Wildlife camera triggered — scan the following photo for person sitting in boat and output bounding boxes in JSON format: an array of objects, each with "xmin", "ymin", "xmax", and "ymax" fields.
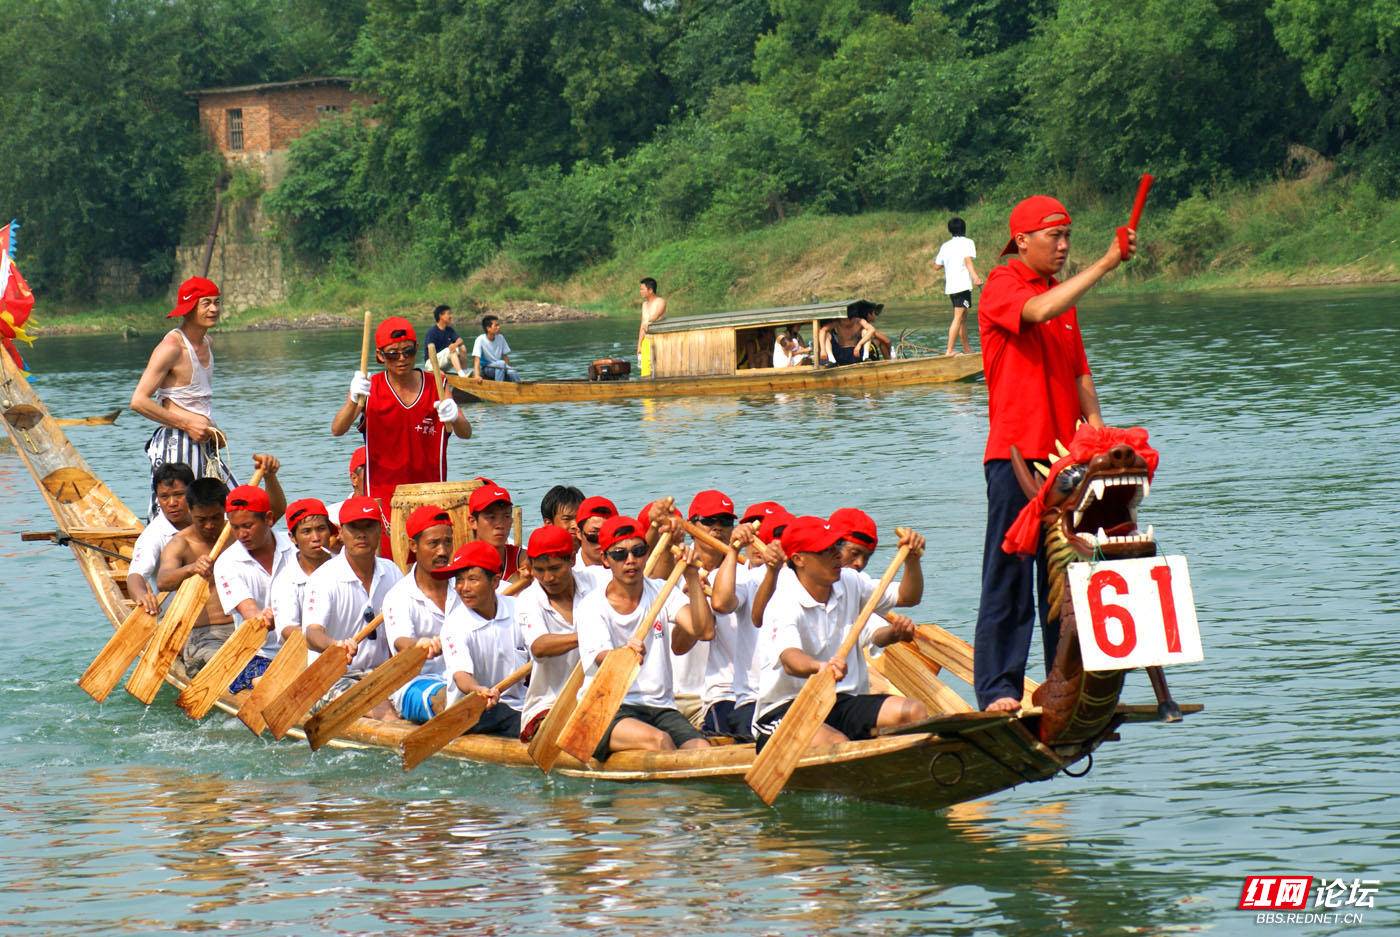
[
  {"xmin": 301, "ymin": 497, "xmax": 403, "ymax": 715},
  {"xmin": 269, "ymin": 499, "xmax": 336, "ymax": 645},
  {"xmin": 382, "ymin": 505, "xmax": 457, "ymax": 724},
  {"xmin": 467, "ymin": 483, "xmax": 524, "ymax": 586},
  {"xmin": 424, "ymin": 304, "xmax": 469, "ymax": 377},
  {"xmin": 575, "ymin": 515, "xmax": 714, "ymax": 760},
  {"xmin": 517, "ymin": 525, "xmax": 599, "ymax": 742},
  {"xmin": 436, "ymin": 541, "xmax": 529, "ymax": 737},
  {"xmin": 128, "ymin": 461, "xmax": 195, "ymax": 616},
  {"xmin": 215, "ymin": 483, "xmax": 299, "ymax": 694},
  {"xmin": 472, "ymin": 315, "xmax": 519, "ymax": 382},
  {"xmin": 817, "ymin": 312, "xmax": 877, "ymax": 367},
  {"xmin": 829, "ymin": 507, "xmax": 880, "ymax": 573},
  {"xmin": 739, "ymin": 501, "xmax": 788, "ymax": 567},
  {"xmin": 751, "ymin": 517, "xmax": 928, "ymax": 751},
  {"xmin": 156, "ymin": 477, "xmax": 234, "ymax": 677},
  {"xmin": 539, "ymin": 484, "xmax": 584, "ymax": 554},
  {"xmin": 574, "ymin": 495, "xmax": 617, "ymax": 571},
  {"xmin": 852, "ymin": 303, "xmax": 893, "ymax": 360},
  {"xmin": 131, "ymin": 277, "xmax": 239, "ymax": 520},
  {"xmin": 772, "ymin": 325, "xmax": 811, "ymax": 367}
]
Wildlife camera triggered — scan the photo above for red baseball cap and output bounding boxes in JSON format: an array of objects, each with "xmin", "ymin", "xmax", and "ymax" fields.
[
  {"xmin": 1001, "ymin": 195, "xmax": 1073, "ymax": 256},
  {"xmin": 758, "ymin": 509, "xmax": 796, "ymax": 545},
  {"xmin": 468, "ymin": 484, "xmax": 512, "ymax": 514},
  {"xmin": 527, "ymin": 524, "xmax": 575, "ymax": 560},
  {"xmin": 637, "ymin": 500, "xmax": 679, "ymax": 527},
  {"xmin": 339, "ymin": 496, "xmax": 382, "ymax": 526},
  {"xmin": 285, "ymin": 498, "xmax": 333, "ymax": 533},
  {"xmin": 599, "ymin": 515, "xmax": 647, "ymax": 553},
  {"xmin": 741, "ymin": 501, "xmax": 786, "ymax": 525},
  {"xmin": 688, "ymin": 489, "xmax": 735, "ymax": 519},
  {"xmin": 576, "ymin": 495, "xmax": 617, "ymax": 522},
  {"xmin": 224, "ymin": 484, "xmax": 271, "ymax": 515},
  {"xmin": 406, "ymin": 503, "xmax": 453, "ymax": 540},
  {"xmin": 375, "ymin": 316, "xmax": 417, "ymax": 350},
  {"xmin": 349, "ymin": 446, "xmax": 367, "ymax": 474},
  {"xmin": 168, "ymin": 276, "xmax": 220, "ymax": 319},
  {"xmin": 433, "ymin": 540, "xmax": 503, "ymax": 579},
  {"xmin": 780, "ymin": 515, "xmax": 845, "ymax": 556},
  {"xmin": 830, "ymin": 507, "xmax": 877, "ymax": 550}
]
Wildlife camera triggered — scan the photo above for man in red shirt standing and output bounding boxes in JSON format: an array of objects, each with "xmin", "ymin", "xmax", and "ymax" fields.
[
  {"xmin": 331, "ymin": 317, "xmax": 472, "ymax": 554},
  {"xmin": 974, "ymin": 196, "xmax": 1135, "ymax": 712}
]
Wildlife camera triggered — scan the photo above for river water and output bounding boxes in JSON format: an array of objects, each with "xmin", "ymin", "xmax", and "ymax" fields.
[{"xmin": 1, "ymin": 288, "xmax": 1396, "ymax": 935}]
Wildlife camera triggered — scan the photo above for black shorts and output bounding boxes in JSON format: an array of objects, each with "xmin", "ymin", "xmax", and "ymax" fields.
[
  {"xmin": 949, "ymin": 290, "xmax": 973, "ymax": 309},
  {"xmin": 752, "ymin": 693, "xmax": 888, "ymax": 752},
  {"xmin": 597, "ymin": 702, "xmax": 705, "ymax": 760},
  {"xmin": 701, "ymin": 699, "xmax": 756, "ymax": 742}
]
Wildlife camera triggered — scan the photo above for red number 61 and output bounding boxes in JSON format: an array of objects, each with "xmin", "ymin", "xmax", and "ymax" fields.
[{"xmin": 1087, "ymin": 569, "xmax": 1137, "ymax": 658}]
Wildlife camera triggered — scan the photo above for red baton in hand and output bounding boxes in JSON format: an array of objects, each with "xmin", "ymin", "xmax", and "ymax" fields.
[{"xmin": 1117, "ymin": 173, "xmax": 1154, "ymax": 261}]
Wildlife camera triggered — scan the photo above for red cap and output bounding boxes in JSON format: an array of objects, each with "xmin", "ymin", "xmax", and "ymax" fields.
[
  {"xmin": 406, "ymin": 503, "xmax": 453, "ymax": 540},
  {"xmin": 741, "ymin": 501, "xmax": 786, "ymax": 525},
  {"xmin": 637, "ymin": 500, "xmax": 679, "ymax": 527},
  {"xmin": 224, "ymin": 485, "xmax": 270, "ymax": 515},
  {"xmin": 168, "ymin": 276, "xmax": 220, "ymax": 318},
  {"xmin": 780, "ymin": 515, "xmax": 845, "ymax": 556},
  {"xmin": 599, "ymin": 515, "xmax": 647, "ymax": 553},
  {"xmin": 687, "ymin": 489, "xmax": 735, "ymax": 519},
  {"xmin": 468, "ymin": 484, "xmax": 512, "ymax": 514},
  {"xmin": 576, "ymin": 496, "xmax": 617, "ymax": 522},
  {"xmin": 375, "ymin": 316, "xmax": 417, "ymax": 350},
  {"xmin": 433, "ymin": 540, "xmax": 502, "ymax": 579},
  {"xmin": 349, "ymin": 446, "xmax": 367, "ymax": 473},
  {"xmin": 285, "ymin": 498, "xmax": 332, "ymax": 532},
  {"xmin": 339, "ymin": 496, "xmax": 382, "ymax": 526},
  {"xmin": 527, "ymin": 524, "xmax": 575, "ymax": 560},
  {"xmin": 1001, "ymin": 195, "xmax": 1072, "ymax": 256},
  {"xmin": 758, "ymin": 509, "xmax": 796, "ymax": 545},
  {"xmin": 830, "ymin": 507, "xmax": 877, "ymax": 549}
]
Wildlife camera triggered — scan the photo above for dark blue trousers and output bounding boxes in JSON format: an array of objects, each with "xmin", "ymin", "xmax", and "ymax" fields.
[{"xmin": 973, "ymin": 460, "xmax": 1057, "ymax": 708}]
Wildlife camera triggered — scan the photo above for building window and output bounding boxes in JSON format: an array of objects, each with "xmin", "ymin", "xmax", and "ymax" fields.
[
  {"xmin": 226, "ymin": 108, "xmax": 243, "ymax": 150},
  {"xmin": 315, "ymin": 104, "xmax": 340, "ymax": 116}
]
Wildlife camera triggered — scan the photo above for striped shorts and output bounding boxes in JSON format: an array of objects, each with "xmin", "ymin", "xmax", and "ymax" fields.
[{"xmin": 145, "ymin": 426, "xmax": 238, "ymax": 520}]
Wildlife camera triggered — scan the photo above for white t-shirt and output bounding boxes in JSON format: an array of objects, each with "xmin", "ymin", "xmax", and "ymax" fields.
[
  {"xmin": 268, "ymin": 553, "xmax": 325, "ymax": 643},
  {"xmin": 753, "ymin": 567, "xmax": 898, "ymax": 724},
  {"xmin": 214, "ymin": 530, "xmax": 299, "ymax": 659},
  {"xmin": 516, "ymin": 571, "xmax": 600, "ymax": 727},
  {"xmin": 576, "ymin": 578, "xmax": 692, "ymax": 710},
  {"xmin": 934, "ymin": 236, "xmax": 977, "ymax": 295},
  {"xmin": 472, "ymin": 333, "xmax": 512, "ymax": 367},
  {"xmin": 129, "ymin": 512, "xmax": 178, "ymax": 586},
  {"xmin": 702, "ymin": 565, "xmax": 762, "ymax": 707},
  {"xmin": 440, "ymin": 596, "xmax": 527, "ymax": 709},
  {"xmin": 382, "ymin": 568, "xmax": 459, "ymax": 711},
  {"xmin": 301, "ymin": 552, "xmax": 403, "ymax": 673}
]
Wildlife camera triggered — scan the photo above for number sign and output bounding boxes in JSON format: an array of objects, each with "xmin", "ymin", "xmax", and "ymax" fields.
[{"xmin": 1068, "ymin": 556, "xmax": 1203, "ymax": 671}]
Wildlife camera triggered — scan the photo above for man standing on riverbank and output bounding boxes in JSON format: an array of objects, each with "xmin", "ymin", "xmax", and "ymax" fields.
[
  {"xmin": 637, "ymin": 277, "xmax": 666, "ymax": 377},
  {"xmin": 974, "ymin": 195, "xmax": 1135, "ymax": 713}
]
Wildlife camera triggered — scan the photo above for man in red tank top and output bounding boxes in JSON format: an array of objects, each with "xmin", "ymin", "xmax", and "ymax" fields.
[{"xmin": 331, "ymin": 317, "xmax": 472, "ymax": 555}]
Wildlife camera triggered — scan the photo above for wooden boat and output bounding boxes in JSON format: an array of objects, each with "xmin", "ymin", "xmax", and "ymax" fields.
[
  {"xmin": 1, "ymin": 350, "xmax": 1197, "ymax": 810},
  {"xmin": 450, "ymin": 299, "xmax": 983, "ymax": 405}
]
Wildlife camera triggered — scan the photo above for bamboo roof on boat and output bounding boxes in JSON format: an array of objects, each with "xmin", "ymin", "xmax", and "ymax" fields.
[{"xmin": 647, "ymin": 299, "xmax": 883, "ymax": 334}]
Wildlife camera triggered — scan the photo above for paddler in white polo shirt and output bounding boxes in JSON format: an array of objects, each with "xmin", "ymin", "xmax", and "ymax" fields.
[
  {"xmin": 268, "ymin": 499, "xmax": 335, "ymax": 645},
  {"xmin": 214, "ymin": 483, "xmax": 298, "ymax": 693},
  {"xmin": 573, "ymin": 496, "xmax": 617, "ymax": 571},
  {"xmin": 382, "ymin": 504, "xmax": 458, "ymax": 724},
  {"xmin": 301, "ymin": 496, "xmax": 404, "ymax": 713},
  {"xmin": 437, "ymin": 541, "xmax": 529, "ymax": 737}
]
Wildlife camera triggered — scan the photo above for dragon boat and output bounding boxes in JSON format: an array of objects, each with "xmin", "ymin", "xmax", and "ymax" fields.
[{"xmin": 1, "ymin": 349, "xmax": 1198, "ymax": 811}]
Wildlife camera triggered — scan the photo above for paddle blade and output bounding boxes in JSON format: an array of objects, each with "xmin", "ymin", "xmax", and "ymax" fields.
[
  {"xmin": 875, "ymin": 642, "xmax": 972, "ymax": 716},
  {"xmin": 263, "ymin": 648, "xmax": 349, "ymax": 740},
  {"xmin": 125, "ymin": 577, "xmax": 210, "ymax": 705},
  {"xmin": 744, "ymin": 668, "xmax": 838, "ymax": 805},
  {"xmin": 555, "ymin": 648, "xmax": 641, "ymax": 764},
  {"xmin": 527, "ymin": 661, "xmax": 585, "ymax": 773},
  {"xmin": 78, "ymin": 602, "xmax": 160, "ymax": 703},
  {"xmin": 304, "ymin": 646, "xmax": 429, "ymax": 751},
  {"xmin": 401, "ymin": 692, "xmax": 488, "ymax": 771},
  {"xmin": 236, "ymin": 631, "xmax": 307, "ymax": 736},
  {"xmin": 175, "ymin": 618, "xmax": 269, "ymax": 719}
]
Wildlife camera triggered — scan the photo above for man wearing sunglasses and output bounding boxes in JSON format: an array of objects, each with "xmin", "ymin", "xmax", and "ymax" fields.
[
  {"xmin": 331, "ymin": 316, "xmax": 472, "ymax": 556},
  {"xmin": 575, "ymin": 514, "xmax": 714, "ymax": 760},
  {"xmin": 573, "ymin": 495, "xmax": 617, "ymax": 571}
]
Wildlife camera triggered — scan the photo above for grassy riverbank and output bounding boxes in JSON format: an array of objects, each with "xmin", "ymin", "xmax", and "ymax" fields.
[{"xmin": 37, "ymin": 172, "xmax": 1400, "ymax": 336}]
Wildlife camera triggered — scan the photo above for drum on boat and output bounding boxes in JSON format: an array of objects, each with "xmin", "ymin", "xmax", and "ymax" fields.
[{"xmin": 387, "ymin": 480, "xmax": 484, "ymax": 570}]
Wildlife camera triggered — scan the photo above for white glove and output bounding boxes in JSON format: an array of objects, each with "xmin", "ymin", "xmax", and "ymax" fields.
[
  {"xmin": 435, "ymin": 397, "xmax": 460, "ymax": 424},
  {"xmin": 349, "ymin": 371, "xmax": 372, "ymax": 402}
]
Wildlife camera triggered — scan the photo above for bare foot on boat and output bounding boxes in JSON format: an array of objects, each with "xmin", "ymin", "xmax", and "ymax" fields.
[{"xmin": 985, "ymin": 697, "xmax": 1021, "ymax": 713}]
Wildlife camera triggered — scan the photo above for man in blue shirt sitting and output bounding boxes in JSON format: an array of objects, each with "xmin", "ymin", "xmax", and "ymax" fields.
[{"xmin": 424, "ymin": 304, "xmax": 468, "ymax": 376}]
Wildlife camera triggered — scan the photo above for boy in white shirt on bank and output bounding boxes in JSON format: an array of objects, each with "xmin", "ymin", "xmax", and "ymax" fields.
[
  {"xmin": 933, "ymin": 216, "xmax": 982, "ymax": 356},
  {"xmin": 437, "ymin": 541, "xmax": 529, "ymax": 736}
]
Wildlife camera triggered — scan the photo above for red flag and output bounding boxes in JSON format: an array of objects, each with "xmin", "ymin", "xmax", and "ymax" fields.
[{"xmin": 0, "ymin": 220, "xmax": 37, "ymax": 374}]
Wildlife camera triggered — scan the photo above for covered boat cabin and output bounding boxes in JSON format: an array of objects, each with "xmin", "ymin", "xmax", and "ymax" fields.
[{"xmin": 645, "ymin": 299, "xmax": 882, "ymax": 378}]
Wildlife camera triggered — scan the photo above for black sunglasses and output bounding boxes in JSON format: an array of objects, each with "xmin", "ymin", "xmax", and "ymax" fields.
[
  {"xmin": 583, "ymin": 530, "xmax": 600, "ymax": 544},
  {"xmin": 605, "ymin": 543, "xmax": 649, "ymax": 562},
  {"xmin": 381, "ymin": 344, "xmax": 418, "ymax": 361},
  {"xmin": 692, "ymin": 514, "xmax": 736, "ymax": 528}
]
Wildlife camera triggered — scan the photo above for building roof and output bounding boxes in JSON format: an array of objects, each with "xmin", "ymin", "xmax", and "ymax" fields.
[
  {"xmin": 186, "ymin": 77, "xmax": 359, "ymax": 98},
  {"xmin": 648, "ymin": 299, "xmax": 884, "ymax": 334}
]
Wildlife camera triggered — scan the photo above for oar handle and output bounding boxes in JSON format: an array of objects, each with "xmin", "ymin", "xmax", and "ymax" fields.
[
  {"xmin": 352, "ymin": 611, "xmax": 386, "ymax": 645},
  {"xmin": 357, "ymin": 311, "xmax": 372, "ymax": 404},
  {"xmin": 642, "ymin": 530, "xmax": 672, "ymax": 578},
  {"xmin": 683, "ymin": 520, "xmax": 733, "ymax": 555},
  {"xmin": 630, "ymin": 557, "xmax": 688, "ymax": 643},
  {"xmin": 491, "ymin": 661, "xmax": 532, "ymax": 695},
  {"xmin": 207, "ymin": 466, "xmax": 268, "ymax": 562},
  {"xmin": 834, "ymin": 535, "xmax": 911, "ymax": 663},
  {"xmin": 502, "ymin": 575, "xmax": 531, "ymax": 597},
  {"xmin": 426, "ymin": 343, "xmax": 447, "ymax": 399}
]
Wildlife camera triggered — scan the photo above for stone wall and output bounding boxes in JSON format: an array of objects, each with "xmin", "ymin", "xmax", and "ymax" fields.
[{"xmin": 174, "ymin": 239, "xmax": 286, "ymax": 315}]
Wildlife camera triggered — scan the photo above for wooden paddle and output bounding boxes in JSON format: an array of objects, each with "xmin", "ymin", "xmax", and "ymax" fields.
[
  {"xmin": 642, "ymin": 531, "xmax": 672, "ymax": 577},
  {"xmin": 262, "ymin": 612, "xmax": 384, "ymax": 740},
  {"xmin": 236, "ymin": 629, "xmax": 308, "ymax": 735},
  {"xmin": 745, "ymin": 534, "xmax": 912, "ymax": 805},
  {"xmin": 304, "ymin": 641, "xmax": 431, "ymax": 750},
  {"xmin": 77, "ymin": 594, "xmax": 168, "ymax": 702},
  {"xmin": 125, "ymin": 466, "xmax": 267, "ymax": 705},
  {"xmin": 682, "ymin": 520, "xmax": 735, "ymax": 556},
  {"xmin": 401, "ymin": 661, "xmax": 532, "ymax": 771},
  {"xmin": 355, "ymin": 310, "xmax": 371, "ymax": 404},
  {"xmin": 175, "ymin": 612, "xmax": 275, "ymax": 719},
  {"xmin": 555, "ymin": 557, "xmax": 690, "ymax": 764},
  {"xmin": 426, "ymin": 342, "xmax": 448, "ymax": 399}
]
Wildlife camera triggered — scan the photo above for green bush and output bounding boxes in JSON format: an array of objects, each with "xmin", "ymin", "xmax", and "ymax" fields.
[{"xmin": 1160, "ymin": 194, "xmax": 1230, "ymax": 273}]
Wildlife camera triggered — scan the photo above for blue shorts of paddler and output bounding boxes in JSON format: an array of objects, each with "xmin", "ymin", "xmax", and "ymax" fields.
[
  {"xmin": 398, "ymin": 676, "xmax": 449, "ymax": 724},
  {"xmin": 228, "ymin": 654, "xmax": 272, "ymax": 694}
]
